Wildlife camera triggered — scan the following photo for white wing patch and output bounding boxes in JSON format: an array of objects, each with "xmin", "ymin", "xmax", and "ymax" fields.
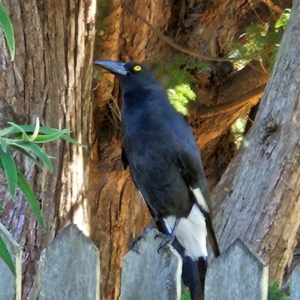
[
  {"xmin": 191, "ymin": 187, "xmax": 209, "ymax": 212},
  {"xmin": 164, "ymin": 204, "xmax": 208, "ymax": 260}
]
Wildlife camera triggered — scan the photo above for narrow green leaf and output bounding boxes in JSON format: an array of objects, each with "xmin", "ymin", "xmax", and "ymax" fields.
[
  {"xmin": 28, "ymin": 130, "xmax": 68, "ymax": 144},
  {"xmin": 5, "ymin": 124, "xmax": 64, "ymax": 136},
  {"xmin": 28, "ymin": 117, "xmax": 40, "ymax": 142},
  {"xmin": 61, "ymin": 134, "xmax": 85, "ymax": 147},
  {"xmin": 0, "ymin": 126, "xmax": 19, "ymax": 137},
  {"xmin": 7, "ymin": 122, "xmax": 29, "ymax": 140},
  {"xmin": 0, "ymin": 234, "xmax": 16, "ymax": 276},
  {"xmin": 10, "ymin": 141, "xmax": 53, "ymax": 172},
  {"xmin": 0, "ymin": 137, "xmax": 7, "ymax": 152},
  {"xmin": 0, "ymin": 124, "xmax": 40, "ymax": 137},
  {"xmin": 9, "ymin": 144, "xmax": 44, "ymax": 170},
  {"xmin": 0, "ymin": 148, "xmax": 17, "ymax": 198},
  {"xmin": 17, "ymin": 170, "xmax": 45, "ymax": 229},
  {"xmin": 21, "ymin": 132, "xmax": 29, "ymax": 141},
  {"xmin": 0, "ymin": 2, "xmax": 15, "ymax": 61},
  {"xmin": 0, "ymin": 124, "xmax": 84, "ymax": 146},
  {"xmin": 0, "ymin": 204, "xmax": 4, "ymax": 211}
]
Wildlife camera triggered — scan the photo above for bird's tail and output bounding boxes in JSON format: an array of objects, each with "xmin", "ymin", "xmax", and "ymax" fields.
[
  {"xmin": 155, "ymin": 217, "xmax": 207, "ymax": 300},
  {"xmin": 182, "ymin": 255, "xmax": 207, "ymax": 300}
]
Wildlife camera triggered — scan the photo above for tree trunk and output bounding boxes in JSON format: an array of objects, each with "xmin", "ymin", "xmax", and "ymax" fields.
[
  {"xmin": 212, "ymin": 0, "xmax": 300, "ymax": 283},
  {"xmin": 0, "ymin": 0, "xmax": 95, "ymax": 298}
]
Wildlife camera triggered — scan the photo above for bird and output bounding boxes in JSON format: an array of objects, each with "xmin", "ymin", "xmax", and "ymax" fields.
[{"xmin": 94, "ymin": 59, "xmax": 220, "ymax": 299}]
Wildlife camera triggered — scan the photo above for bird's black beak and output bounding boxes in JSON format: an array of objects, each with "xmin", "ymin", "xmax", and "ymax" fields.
[{"xmin": 94, "ymin": 60, "xmax": 127, "ymax": 76}]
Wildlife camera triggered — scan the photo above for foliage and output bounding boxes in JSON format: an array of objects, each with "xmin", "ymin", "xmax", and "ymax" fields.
[
  {"xmin": 231, "ymin": 117, "xmax": 247, "ymax": 148},
  {"xmin": 0, "ymin": 232, "xmax": 15, "ymax": 275},
  {"xmin": 96, "ymin": 0, "xmax": 109, "ymax": 32},
  {"xmin": 153, "ymin": 54, "xmax": 209, "ymax": 88},
  {"xmin": 230, "ymin": 9, "xmax": 291, "ymax": 72},
  {"xmin": 0, "ymin": 118, "xmax": 82, "ymax": 275},
  {"xmin": 168, "ymin": 84, "xmax": 196, "ymax": 116},
  {"xmin": 268, "ymin": 281, "xmax": 290, "ymax": 300},
  {"xmin": 181, "ymin": 287, "xmax": 191, "ymax": 300},
  {"xmin": 0, "ymin": 1, "xmax": 15, "ymax": 61},
  {"xmin": 153, "ymin": 54, "xmax": 209, "ymax": 115},
  {"xmin": 275, "ymin": 9, "xmax": 291, "ymax": 29}
]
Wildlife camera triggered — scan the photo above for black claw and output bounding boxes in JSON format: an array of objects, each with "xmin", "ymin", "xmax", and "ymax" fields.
[
  {"xmin": 129, "ymin": 215, "xmax": 160, "ymax": 253},
  {"xmin": 130, "ymin": 236, "xmax": 143, "ymax": 253},
  {"xmin": 155, "ymin": 232, "xmax": 165, "ymax": 240},
  {"xmin": 157, "ymin": 234, "xmax": 175, "ymax": 253}
]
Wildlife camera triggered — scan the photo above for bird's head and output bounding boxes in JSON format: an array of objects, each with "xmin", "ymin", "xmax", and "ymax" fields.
[{"xmin": 94, "ymin": 60, "xmax": 159, "ymax": 90}]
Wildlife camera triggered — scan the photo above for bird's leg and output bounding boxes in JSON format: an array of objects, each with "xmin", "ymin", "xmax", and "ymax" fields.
[
  {"xmin": 156, "ymin": 217, "xmax": 181, "ymax": 252},
  {"xmin": 130, "ymin": 214, "xmax": 160, "ymax": 253}
]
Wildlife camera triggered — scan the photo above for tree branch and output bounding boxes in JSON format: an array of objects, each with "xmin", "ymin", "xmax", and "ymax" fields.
[{"xmin": 123, "ymin": 4, "xmax": 234, "ymax": 62}]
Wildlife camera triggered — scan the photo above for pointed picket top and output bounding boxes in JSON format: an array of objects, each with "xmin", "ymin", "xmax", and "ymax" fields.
[
  {"xmin": 205, "ymin": 238, "xmax": 269, "ymax": 300},
  {"xmin": 291, "ymin": 263, "xmax": 300, "ymax": 300},
  {"xmin": 0, "ymin": 222, "xmax": 22, "ymax": 300},
  {"xmin": 121, "ymin": 228, "xmax": 182, "ymax": 300},
  {"xmin": 39, "ymin": 224, "xmax": 100, "ymax": 300}
]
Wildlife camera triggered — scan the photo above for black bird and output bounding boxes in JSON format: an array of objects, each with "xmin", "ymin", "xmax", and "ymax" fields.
[{"xmin": 94, "ymin": 60, "xmax": 220, "ymax": 299}]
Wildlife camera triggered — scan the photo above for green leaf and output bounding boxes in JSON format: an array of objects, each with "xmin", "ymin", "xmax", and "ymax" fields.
[
  {"xmin": 28, "ymin": 117, "xmax": 40, "ymax": 142},
  {"xmin": 17, "ymin": 170, "xmax": 45, "ymax": 229},
  {"xmin": 60, "ymin": 134, "xmax": 85, "ymax": 147},
  {"xmin": 0, "ymin": 137, "xmax": 7, "ymax": 152},
  {"xmin": 0, "ymin": 234, "xmax": 16, "ymax": 276},
  {"xmin": 9, "ymin": 144, "xmax": 44, "ymax": 170},
  {"xmin": 7, "ymin": 122, "xmax": 29, "ymax": 140},
  {"xmin": 181, "ymin": 286, "xmax": 191, "ymax": 300},
  {"xmin": 0, "ymin": 204, "xmax": 3, "ymax": 211},
  {"xmin": 0, "ymin": 148, "xmax": 17, "ymax": 198},
  {"xmin": 0, "ymin": 2, "xmax": 15, "ymax": 61},
  {"xmin": 0, "ymin": 124, "xmax": 55, "ymax": 138},
  {"xmin": 28, "ymin": 130, "xmax": 68, "ymax": 143},
  {"xmin": 268, "ymin": 280, "xmax": 290, "ymax": 300},
  {"xmin": 0, "ymin": 126, "xmax": 18, "ymax": 137},
  {"xmin": 0, "ymin": 125, "xmax": 84, "ymax": 147},
  {"xmin": 10, "ymin": 141, "xmax": 53, "ymax": 172}
]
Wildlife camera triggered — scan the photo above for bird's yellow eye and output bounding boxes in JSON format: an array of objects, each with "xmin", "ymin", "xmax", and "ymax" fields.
[{"xmin": 133, "ymin": 65, "xmax": 142, "ymax": 72}]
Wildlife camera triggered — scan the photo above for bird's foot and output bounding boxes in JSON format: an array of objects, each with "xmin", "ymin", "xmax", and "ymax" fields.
[
  {"xmin": 155, "ymin": 232, "xmax": 165, "ymax": 239},
  {"xmin": 129, "ymin": 214, "xmax": 160, "ymax": 253},
  {"xmin": 130, "ymin": 234, "xmax": 146, "ymax": 254},
  {"xmin": 155, "ymin": 233, "xmax": 175, "ymax": 253}
]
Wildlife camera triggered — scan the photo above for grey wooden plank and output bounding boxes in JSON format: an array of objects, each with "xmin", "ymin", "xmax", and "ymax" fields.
[
  {"xmin": 39, "ymin": 224, "xmax": 100, "ymax": 300},
  {"xmin": 121, "ymin": 228, "xmax": 182, "ymax": 300},
  {"xmin": 291, "ymin": 263, "xmax": 300, "ymax": 300},
  {"xmin": 205, "ymin": 238, "xmax": 269, "ymax": 300},
  {"xmin": 0, "ymin": 222, "xmax": 22, "ymax": 300}
]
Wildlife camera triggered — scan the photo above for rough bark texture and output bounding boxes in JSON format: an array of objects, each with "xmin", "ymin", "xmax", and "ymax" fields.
[
  {"xmin": 0, "ymin": 0, "xmax": 95, "ymax": 298},
  {"xmin": 212, "ymin": 0, "xmax": 300, "ymax": 283},
  {"xmin": 92, "ymin": 0, "xmax": 291, "ymax": 298}
]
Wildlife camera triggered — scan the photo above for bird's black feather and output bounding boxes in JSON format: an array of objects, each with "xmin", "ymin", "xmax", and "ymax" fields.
[{"xmin": 95, "ymin": 59, "xmax": 220, "ymax": 299}]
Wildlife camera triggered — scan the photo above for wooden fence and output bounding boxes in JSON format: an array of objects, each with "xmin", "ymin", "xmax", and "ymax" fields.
[{"xmin": 0, "ymin": 223, "xmax": 299, "ymax": 300}]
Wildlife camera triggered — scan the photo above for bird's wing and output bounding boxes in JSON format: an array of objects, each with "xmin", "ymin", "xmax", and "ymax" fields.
[{"xmin": 177, "ymin": 147, "xmax": 220, "ymax": 257}]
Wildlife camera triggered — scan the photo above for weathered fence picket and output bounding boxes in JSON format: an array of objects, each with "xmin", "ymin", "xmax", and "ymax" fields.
[
  {"xmin": 1, "ymin": 222, "xmax": 300, "ymax": 299},
  {"xmin": 205, "ymin": 238, "xmax": 269, "ymax": 300},
  {"xmin": 0, "ymin": 222, "xmax": 22, "ymax": 300},
  {"xmin": 291, "ymin": 263, "xmax": 300, "ymax": 300},
  {"xmin": 38, "ymin": 224, "xmax": 100, "ymax": 300},
  {"xmin": 121, "ymin": 228, "xmax": 182, "ymax": 300}
]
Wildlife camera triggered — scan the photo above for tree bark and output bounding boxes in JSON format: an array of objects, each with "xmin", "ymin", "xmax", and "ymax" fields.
[
  {"xmin": 212, "ymin": 0, "xmax": 300, "ymax": 283},
  {"xmin": 0, "ymin": 0, "xmax": 95, "ymax": 298}
]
